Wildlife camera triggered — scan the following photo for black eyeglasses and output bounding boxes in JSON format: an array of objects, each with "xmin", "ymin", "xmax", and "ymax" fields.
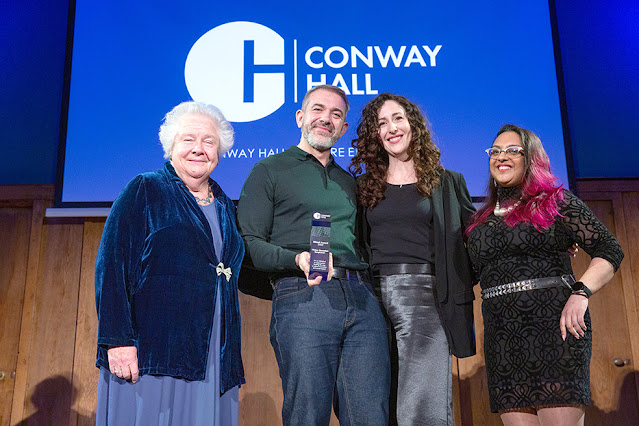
[{"xmin": 485, "ymin": 146, "xmax": 525, "ymax": 158}]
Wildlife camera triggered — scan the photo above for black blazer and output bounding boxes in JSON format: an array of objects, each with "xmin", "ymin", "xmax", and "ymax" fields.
[{"xmin": 358, "ymin": 169, "xmax": 478, "ymax": 358}]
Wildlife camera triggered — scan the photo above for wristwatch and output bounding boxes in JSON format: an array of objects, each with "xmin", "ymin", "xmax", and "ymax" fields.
[{"xmin": 571, "ymin": 281, "xmax": 592, "ymax": 298}]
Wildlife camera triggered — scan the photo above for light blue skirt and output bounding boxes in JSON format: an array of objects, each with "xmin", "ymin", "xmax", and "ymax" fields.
[{"xmin": 96, "ymin": 285, "xmax": 238, "ymax": 425}]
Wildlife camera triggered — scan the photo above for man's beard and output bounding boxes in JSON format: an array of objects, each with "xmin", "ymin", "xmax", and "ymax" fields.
[{"xmin": 303, "ymin": 122, "xmax": 340, "ymax": 151}]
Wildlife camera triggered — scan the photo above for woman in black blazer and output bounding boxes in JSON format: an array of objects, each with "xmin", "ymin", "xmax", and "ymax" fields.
[{"xmin": 350, "ymin": 93, "xmax": 477, "ymax": 425}]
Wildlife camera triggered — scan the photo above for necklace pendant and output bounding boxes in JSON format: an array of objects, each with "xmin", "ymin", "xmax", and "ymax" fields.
[
  {"xmin": 493, "ymin": 198, "xmax": 522, "ymax": 217},
  {"xmin": 493, "ymin": 207, "xmax": 509, "ymax": 216}
]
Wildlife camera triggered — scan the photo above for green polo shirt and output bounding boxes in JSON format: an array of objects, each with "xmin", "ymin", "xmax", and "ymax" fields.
[{"xmin": 237, "ymin": 145, "xmax": 367, "ymax": 272}]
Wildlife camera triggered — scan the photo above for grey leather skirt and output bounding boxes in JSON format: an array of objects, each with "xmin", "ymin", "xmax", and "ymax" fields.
[{"xmin": 374, "ymin": 265, "xmax": 453, "ymax": 426}]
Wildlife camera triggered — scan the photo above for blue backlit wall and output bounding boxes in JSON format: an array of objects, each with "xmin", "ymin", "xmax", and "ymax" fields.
[
  {"xmin": 59, "ymin": 1, "xmax": 567, "ymax": 203},
  {"xmin": 0, "ymin": 1, "xmax": 637, "ymax": 190}
]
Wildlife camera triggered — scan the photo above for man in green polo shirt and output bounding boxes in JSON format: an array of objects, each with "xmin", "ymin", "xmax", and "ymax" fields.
[{"xmin": 237, "ymin": 85, "xmax": 390, "ymax": 425}]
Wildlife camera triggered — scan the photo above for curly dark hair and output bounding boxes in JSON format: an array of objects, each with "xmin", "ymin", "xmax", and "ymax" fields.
[{"xmin": 349, "ymin": 93, "xmax": 443, "ymax": 208}]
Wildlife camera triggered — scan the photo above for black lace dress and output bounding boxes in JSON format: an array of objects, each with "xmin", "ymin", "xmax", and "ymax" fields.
[{"xmin": 467, "ymin": 187, "xmax": 623, "ymax": 412}]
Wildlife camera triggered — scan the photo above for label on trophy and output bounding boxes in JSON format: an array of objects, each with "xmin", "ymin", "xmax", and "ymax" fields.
[{"xmin": 309, "ymin": 212, "xmax": 331, "ymax": 281}]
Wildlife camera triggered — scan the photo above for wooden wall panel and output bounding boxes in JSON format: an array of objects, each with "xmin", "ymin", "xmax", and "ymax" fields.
[
  {"xmin": 10, "ymin": 200, "xmax": 48, "ymax": 425},
  {"xmin": 570, "ymin": 199, "xmax": 639, "ymax": 424},
  {"xmin": 623, "ymin": 192, "xmax": 639, "ymax": 408},
  {"xmin": 452, "ymin": 357, "xmax": 461, "ymax": 424},
  {"xmin": 69, "ymin": 219, "xmax": 104, "ymax": 425},
  {"xmin": 238, "ymin": 295, "xmax": 283, "ymax": 425},
  {"xmin": 0, "ymin": 185, "xmax": 55, "ymax": 203},
  {"xmin": 456, "ymin": 286, "xmax": 502, "ymax": 426},
  {"xmin": 577, "ymin": 181, "xmax": 639, "ymax": 411},
  {"xmin": 621, "ymin": 192, "xmax": 639, "ymax": 371},
  {"xmin": 0, "ymin": 208, "xmax": 31, "ymax": 425},
  {"xmin": 20, "ymin": 218, "xmax": 84, "ymax": 424},
  {"xmin": 2, "ymin": 181, "xmax": 638, "ymax": 424}
]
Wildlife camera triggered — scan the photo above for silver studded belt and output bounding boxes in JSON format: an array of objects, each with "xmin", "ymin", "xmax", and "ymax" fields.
[{"xmin": 481, "ymin": 274, "xmax": 575, "ymax": 300}]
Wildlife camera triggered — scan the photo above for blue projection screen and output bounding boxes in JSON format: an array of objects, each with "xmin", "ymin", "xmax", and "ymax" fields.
[{"xmin": 58, "ymin": 1, "xmax": 569, "ymax": 204}]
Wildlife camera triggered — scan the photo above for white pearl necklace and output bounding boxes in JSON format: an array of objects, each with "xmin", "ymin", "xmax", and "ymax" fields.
[{"xmin": 494, "ymin": 198, "xmax": 522, "ymax": 216}]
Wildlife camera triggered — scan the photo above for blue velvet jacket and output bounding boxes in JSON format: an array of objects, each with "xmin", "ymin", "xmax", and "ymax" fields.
[{"xmin": 95, "ymin": 162, "xmax": 245, "ymax": 393}]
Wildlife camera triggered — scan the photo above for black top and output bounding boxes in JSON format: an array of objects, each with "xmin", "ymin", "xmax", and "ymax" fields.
[
  {"xmin": 366, "ymin": 183, "xmax": 434, "ymax": 267},
  {"xmin": 468, "ymin": 187, "xmax": 624, "ymax": 287},
  {"xmin": 358, "ymin": 170, "xmax": 478, "ymax": 358}
]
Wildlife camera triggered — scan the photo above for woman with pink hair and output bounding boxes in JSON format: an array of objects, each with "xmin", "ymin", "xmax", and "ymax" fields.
[{"xmin": 467, "ymin": 124, "xmax": 624, "ymax": 425}]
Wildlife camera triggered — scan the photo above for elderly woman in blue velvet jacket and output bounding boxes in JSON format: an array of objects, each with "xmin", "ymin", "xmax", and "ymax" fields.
[{"xmin": 94, "ymin": 101, "xmax": 245, "ymax": 425}]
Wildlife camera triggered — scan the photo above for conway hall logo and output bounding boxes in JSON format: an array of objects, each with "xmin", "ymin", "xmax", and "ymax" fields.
[{"xmin": 185, "ymin": 21, "xmax": 442, "ymax": 123}]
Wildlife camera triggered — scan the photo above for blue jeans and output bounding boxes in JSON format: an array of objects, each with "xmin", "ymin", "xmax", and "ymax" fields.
[{"xmin": 270, "ymin": 275, "xmax": 390, "ymax": 425}]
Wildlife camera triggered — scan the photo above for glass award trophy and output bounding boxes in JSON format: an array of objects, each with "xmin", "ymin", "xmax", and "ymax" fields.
[{"xmin": 309, "ymin": 212, "xmax": 331, "ymax": 281}]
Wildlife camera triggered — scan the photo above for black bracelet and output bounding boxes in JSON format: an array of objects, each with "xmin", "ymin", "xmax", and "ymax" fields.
[{"xmin": 571, "ymin": 291, "xmax": 589, "ymax": 299}]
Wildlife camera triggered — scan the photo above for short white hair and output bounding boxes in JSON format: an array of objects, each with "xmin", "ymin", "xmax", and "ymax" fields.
[{"xmin": 158, "ymin": 101, "xmax": 234, "ymax": 159}]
